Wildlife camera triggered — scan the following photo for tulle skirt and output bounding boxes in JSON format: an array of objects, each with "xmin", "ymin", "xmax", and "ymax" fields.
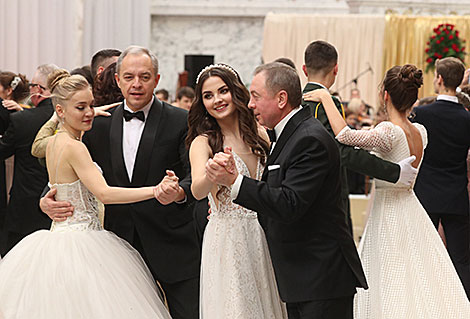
[{"xmin": 0, "ymin": 229, "xmax": 171, "ymax": 319}]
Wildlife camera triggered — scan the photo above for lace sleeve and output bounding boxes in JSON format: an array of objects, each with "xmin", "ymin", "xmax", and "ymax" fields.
[{"xmin": 335, "ymin": 121, "xmax": 396, "ymax": 153}]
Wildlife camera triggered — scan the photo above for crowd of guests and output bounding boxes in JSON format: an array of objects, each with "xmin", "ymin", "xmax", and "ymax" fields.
[{"xmin": 0, "ymin": 40, "xmax": 468, "ymax": 319}]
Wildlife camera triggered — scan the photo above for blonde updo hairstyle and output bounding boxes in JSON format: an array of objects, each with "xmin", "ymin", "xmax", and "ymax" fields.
[
  {"xmin": 382, "ymin": 64, "xmax": 423, "ymax": 113},
  {"xmin": 47, "ymin": 69, "xmax": 90, "ymax": 111}
]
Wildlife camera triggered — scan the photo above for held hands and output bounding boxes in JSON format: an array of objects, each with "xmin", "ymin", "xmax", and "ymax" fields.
[
  {"xmin": 154, "ymin": 170, "xmax": 185, "ymax": 205},
  {"xmin": 2, "ymin": 100, "xmax": 23, "ymax": 112},
  {"xmin": 302, "ymin": 89, "xmax": 330, "ymax": 103},
  {"xmin": 40, "ymin": 188, "xmax": 74, "ymax": 222},
  {"xmin": 205, "ymin": 146, "xmax": 238, "ymax": 187},
  {"xmin": 397, "ymin": 155, "xmax": 418, "ymax": 186}
]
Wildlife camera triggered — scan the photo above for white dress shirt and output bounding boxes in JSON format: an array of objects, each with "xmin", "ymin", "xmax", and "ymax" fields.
[
  {"xmin": 436, "ymin": 94, "xmax": 459, "ymax": 103},
  {"xmin": 122, "ymin": 97, "xmax": 153, "ymax": 180},
  {"xmin": 230, "ymin": 107, "xmax": 302, "ymax": 200}
]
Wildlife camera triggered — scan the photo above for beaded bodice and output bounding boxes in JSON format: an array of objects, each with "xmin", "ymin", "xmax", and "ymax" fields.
[
  {"xmin": 50, "ymin": 179, "xmax": 104, "ymax": 232},
  {"xmin": 208, "ymin": 152, "xmax": 263, "ymax": 219}
]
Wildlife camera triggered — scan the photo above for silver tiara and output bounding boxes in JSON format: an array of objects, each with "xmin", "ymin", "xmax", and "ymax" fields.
[
  {"xmin": 10, "ymin": 76, "xmax": 21, "ymax": 91},
  {"xmin": 196, "ymin": 64, "xmax": 238, "ymax": 84}
]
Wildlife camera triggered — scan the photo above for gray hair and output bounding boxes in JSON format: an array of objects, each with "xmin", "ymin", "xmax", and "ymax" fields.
[
  {"xmin": 254, "ymin": 62, "xmax": 302, "ymax": 108},
  {"xmin": 36, "ymin": 64, "xmax": 60, "ymax": 88},
  {"xmin": 116, "ymin": 45, "xmax": 159, "ymax": 76}
]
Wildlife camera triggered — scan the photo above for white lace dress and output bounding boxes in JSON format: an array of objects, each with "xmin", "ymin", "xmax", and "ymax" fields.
[
  {"xmin": 335, "ymin": 121, "xmax": 470, "ymax": 318},
  {"xmin": 0, "ymin": 179, "xmax": 171, "ymax": 319},
  {"xmin": 200, "ymin": 152, "xmax": 287, "ymax": 319}
]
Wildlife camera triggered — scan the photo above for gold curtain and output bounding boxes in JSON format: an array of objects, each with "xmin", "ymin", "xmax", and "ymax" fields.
[{"xmin": 383, "ymin": 15, "xmax": 470, "ymax": 99}]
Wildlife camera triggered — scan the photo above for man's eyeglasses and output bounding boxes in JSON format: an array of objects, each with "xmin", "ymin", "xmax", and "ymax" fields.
[{"xmin": 28, "ymin": 83, "xmax": 47, "ymax": 90}]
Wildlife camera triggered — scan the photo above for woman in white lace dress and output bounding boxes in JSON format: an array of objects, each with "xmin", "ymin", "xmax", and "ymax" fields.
[
  {"xmin": 0, "ymin": 70, "xmax": 171, "ymax": 318},
  {"xmin": 187, "ymin": 64, "xmax": 286, "ymax": 318},
  {"xmin": 304, "ymin": 64, "xmax": 470, "ymax": 318}
]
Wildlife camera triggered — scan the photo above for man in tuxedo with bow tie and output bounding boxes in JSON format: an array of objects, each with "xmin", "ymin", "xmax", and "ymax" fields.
[
  {"xmin": 40, "ymin": 46, "xmax": 199, "ymax": 319},
  {"xmin": 206, "ymin": 62, "xmax": 367, "ymax": 319}
]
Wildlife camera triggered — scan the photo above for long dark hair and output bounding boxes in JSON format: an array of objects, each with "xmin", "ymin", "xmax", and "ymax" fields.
[
  {"xmin": 186, "ymin": 65, "xmax": 269, "ymax": 164},
  {"xmin": 92, "ymin": 62, "xmax": 124, "ymax": 106}
]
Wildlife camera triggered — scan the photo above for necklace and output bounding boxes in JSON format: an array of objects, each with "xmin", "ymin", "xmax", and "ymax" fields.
[{"xmin": 57, "ymin": 127, "xmax": 81, "ymax": 141}]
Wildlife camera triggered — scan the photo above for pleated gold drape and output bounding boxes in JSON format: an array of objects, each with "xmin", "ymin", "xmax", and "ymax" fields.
[{"xmin": 383, "ymin": 15, "xmax": 470, "ymax": 99}]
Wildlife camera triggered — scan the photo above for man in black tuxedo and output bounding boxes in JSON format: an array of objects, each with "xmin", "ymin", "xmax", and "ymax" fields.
[
  {"xmin": 413, "ymin": 57, "xmax": 470, "ymax": 298},
  {"xmin": 41, "ymin": 47, "xmax": 199, "ymax": 319},
  {"xmin": 0, "ymin": 64, "xmax": 59, "ymax": 255},
  {"xmin": 207, "ymin": 62, "xmax": 367, "ymax": 319}
]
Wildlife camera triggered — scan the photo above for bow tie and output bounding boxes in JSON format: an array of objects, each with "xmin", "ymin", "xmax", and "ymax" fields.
[
  {"xmin": 267, "ymin": 129, "xmax": 276, "ymax": 142},
  {"xmin": 123, "ymin": 110, "xmax": 145, "ymax": 122}
]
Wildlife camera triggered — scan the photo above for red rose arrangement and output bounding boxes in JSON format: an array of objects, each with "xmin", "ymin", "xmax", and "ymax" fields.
[{"xmin": 425, "ymin": 23, "xmax": 466, "ymax": 72}]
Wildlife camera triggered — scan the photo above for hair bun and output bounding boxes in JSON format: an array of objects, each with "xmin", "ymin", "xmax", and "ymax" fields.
[
  {"xmin": 47, "ymin": 69, "xmax": 71, "ymax": 93},
  {"xmin": 398, "ymin": 64, "xmax": 423, "ymax": 90}
]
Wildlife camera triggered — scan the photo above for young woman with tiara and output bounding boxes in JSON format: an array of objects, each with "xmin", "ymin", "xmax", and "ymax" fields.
[
  {"xmin": 187, "ymin": 64, "xmax": 287, "ymax": 318},
  {"xmin": 0, "ymin": 69, "xmax": 171, "ymax": 319},
  {"xmin": 303, "ymin": 64, "xmax": 470, "ymax": 318}
]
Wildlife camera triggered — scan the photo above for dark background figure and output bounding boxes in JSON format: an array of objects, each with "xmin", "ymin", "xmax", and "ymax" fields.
[
  {"xmin": 90, "ymin": 48, "xmax": 122, "ymax": 80},
  {"xmin": 0, "ymin": 72, "xmax": 30, "ymax": 242},
  {"xmin": 413, "ymin": 57, "xmax": 470, "ymax": 298},
  {"xmin": 172, "ymin": 86, "xmax": 195, "ymax": 111},
  {"xmin": 0, "ymin": 64, "xmax": 59, "ymax": 255},
  {"xmin": 70, "ymin": 65, "xmax": 94, "ymax": 86},
  {"xmin": 92, "ymin": 62, "xmax": 123, "ymax": 106},
  {"xmin": 155, "ymin": 88, "xmax": 169, "ymax": 102},
  {"xmin": 274, "ymin": 57, "xmax": 297, "ymax": 69}
]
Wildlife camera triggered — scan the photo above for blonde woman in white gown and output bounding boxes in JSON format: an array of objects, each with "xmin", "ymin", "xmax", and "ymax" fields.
[
  {"xmin": 0, "ymin": 70, "xmax": 171, "ymax": 319},
  {"xmin": 186, "ymin": 64, "xmax": 286, "ymax": 318},
  {"xmin": 304, "ymin": 64, "xmax": 470, "ymax": 318}
]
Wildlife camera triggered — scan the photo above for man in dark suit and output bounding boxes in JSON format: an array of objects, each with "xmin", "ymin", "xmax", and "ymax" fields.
[
  {"xmin": 0, "ymin": 97, "xmax": 11, "ymax": 250},
  {"xmin": 207, "ymin": 62, "xmax": 367, "ymax": 319},
  {"xmin": 301, "ymin": 41, "xmax": 417, "ymax": 231},
  {"xmin": 0, "ymin": 64, "xmax": 59, "ymax": 255},
  {"xmin": 413, "ymin": 57, "xmax": 470, "ymax": 298},
  {"xmin": 40, "ymin": 47, "xmax": 200, "ymax": 319}
]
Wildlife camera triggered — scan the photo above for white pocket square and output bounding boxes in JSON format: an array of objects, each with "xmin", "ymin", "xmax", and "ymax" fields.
[{"xmin": 267, "ymin": 164, "xmax": 281, "ymax": 171}]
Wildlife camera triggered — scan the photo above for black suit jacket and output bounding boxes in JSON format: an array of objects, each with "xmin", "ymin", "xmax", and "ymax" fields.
[
  {"xmin": 413, "ymin": 99, "xmax": 470, "ymax": 215},
  {"xmin": 302, "ymin": 83, "xmax": 400, "ymax": 203},
  {"xmin": 82, "ymin": 98, "xmax": 200, "ymax": 283},
  {"xmin": 0, "ymin": 98, "xmax": 53, "ymax": 235},
  {"xmin": 0, "ymin": 97, "xmax": 13, "ymax": 134},
  {"xmin": 235, "ymin": 107, "xmax": 367, "ymax": 303}
]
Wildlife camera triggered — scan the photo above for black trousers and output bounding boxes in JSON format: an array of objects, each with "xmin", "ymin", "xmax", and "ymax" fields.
[
  {"xmin": 159, "ymin": 277, "xmax": 199, "ymax": 319},
  {"xmin": 287, "ymin": 296, "xmax": 353, "ymax": 319},
  {"xmin": 132, "ymin": 230, "xmax": 200, "ymax": 319},
  {"xmin": 193, "ymin": 198, "xmax": 209, "ymax": 247},
  {"xmin": 429, "ymin": 213, "xmax": 470, "ymax": 299}
]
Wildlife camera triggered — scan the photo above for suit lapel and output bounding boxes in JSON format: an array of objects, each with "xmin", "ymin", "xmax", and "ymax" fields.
[
  {"xmin": 263, "ymin": 107, "xmax": 312, "ymax": 179},
  {"xmin": 109, "ymin": 103, "xmax": 131, "ymax": 186},
  {"xmin": 131, "ymin": 98, "xmax": 163, "ymax": 186}
]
